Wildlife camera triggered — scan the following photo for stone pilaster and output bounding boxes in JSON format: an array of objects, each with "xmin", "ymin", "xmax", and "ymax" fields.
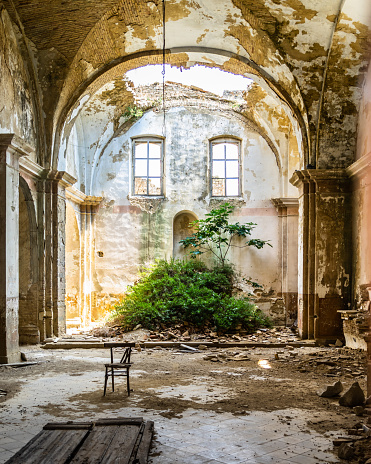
[
  {"xmin": 41, "ymin": 171, "xmax": 76, "ymax": 339},
  {"xmin": 80, "ymin": 197, "xmax": 102, "ymax": 328},
  {"xmin": 290, "ymin": 169, "xmax": 351, "ymax": 342},
  {"xmin": 346, "ymin": 154, "xmax": 371, "ymax": 422},
  {"xmin": 52, "ymin": 172, "xmax": 77, "ymax": 337},
  {"xmin": 0, "ymin": 134, "xmax": 33, "ymax": 363},
  {"xmin": 271, "ymin": 198, "xmax": 299, "ymax": 325}
]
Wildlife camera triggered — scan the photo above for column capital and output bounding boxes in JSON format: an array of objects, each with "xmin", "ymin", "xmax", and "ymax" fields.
[
  {"xmin": 82, "ymin": 196, "xmax": 103, "ymax": 207},
  {"xmin": 271, "ymin": 198, "xmax": 299, "ymax": 208},
  {"xmin": 290, "ymin": 169, "xmax": 349, "ymax": 192},
  {"xmin": 346, "ymin": 152, "xmax": 371, "ymax": 178},
  {"xmin": 0, "ymin": 134, "xmax": 34, "ymax": 158},
  {"xmin": 47, "ymin": 170, "xmax": 77, "ymax": 188},
  {"xmin": 271, "ymin": 198, "xmax": 299, "ymax": 216}
]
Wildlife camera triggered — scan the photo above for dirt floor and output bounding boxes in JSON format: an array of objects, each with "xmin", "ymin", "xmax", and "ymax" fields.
[{"xmin": 0, "ymin": 329, "xmax": 369, "ymax": 463}]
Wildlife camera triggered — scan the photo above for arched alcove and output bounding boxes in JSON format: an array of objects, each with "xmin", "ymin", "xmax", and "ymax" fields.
[
  {"xmin": 173, "ymin": 211, "xmax": 198, "ymax": 260},
  {"xmin": 19, "ymin": 177, "xmax": 39, "ymax": 344}
]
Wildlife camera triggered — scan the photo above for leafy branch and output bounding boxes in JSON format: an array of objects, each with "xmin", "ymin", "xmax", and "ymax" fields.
[{"xmin": 179, "ymin": 202, "xmax": 272, "ymax": 267}]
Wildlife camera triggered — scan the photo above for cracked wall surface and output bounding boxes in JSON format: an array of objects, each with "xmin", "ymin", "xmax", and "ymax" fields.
[
  {"xmin": 0, "ymin": 7, "xmax": 37, "ymax": 153},
  {"xmin": 61, "ymin": 77, "xmax": 300, "ymax": 323}
]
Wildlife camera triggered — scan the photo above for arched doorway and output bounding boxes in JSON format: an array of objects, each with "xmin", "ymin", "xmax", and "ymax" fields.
[
  {"xmin": 19, "ymin": 177, "xmax": 39, "ymax": 344},
  {"xmin": 173, "ymin": 211, "xmax": 198, "ymax": 260}
]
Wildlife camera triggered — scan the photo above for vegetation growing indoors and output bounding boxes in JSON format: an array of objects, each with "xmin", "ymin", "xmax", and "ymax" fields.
[{"xmin": 111, "ymin": 204, "xmax": 272, "ymax": 333}]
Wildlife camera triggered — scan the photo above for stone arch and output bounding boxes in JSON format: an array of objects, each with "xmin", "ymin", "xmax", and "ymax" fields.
[
  {"xmin": 53, "ymin": 49, "xmax": 308, "ymax": 172},
  {"xmin": 19, "ymin": 176, "xmax": 39, "ymax": 344},
  {"xmin": 173, "ymin": 211, "xmax": 198, "ymax": 260}
]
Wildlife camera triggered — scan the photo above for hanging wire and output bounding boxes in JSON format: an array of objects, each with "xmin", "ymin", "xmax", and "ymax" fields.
[{"xmin": 162, "ymin": 0, "xmax": 166, "ymax": 137}]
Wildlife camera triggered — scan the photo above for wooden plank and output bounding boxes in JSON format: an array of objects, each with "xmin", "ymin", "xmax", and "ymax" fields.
[
  {"xmin": 95, "ymin": 418, "xmax": 143, "ymax": 426},
  {"xmin": 135, "ymin": 421, "xmax": 154, "ymax": 464},
  {"xmin": 103, "ymin": 425, "xmax": 141, "ymax": 464},
  {"xmin": 44, "ymin": 422, "xmax": 92, "ymax": 430},
  {"xmin": 38, "ymin": 430, "xmax": 89, "ymax": 464},
  {"xmin": 6, "ymin": 429, "xmax": 86, "ymax": 464},
  {"xmin": 69, "ymin": 426, "xmax": 119, "ymax": 464}
]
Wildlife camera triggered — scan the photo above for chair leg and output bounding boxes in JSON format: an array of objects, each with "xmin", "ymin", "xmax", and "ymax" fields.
[
  {"xmin": 103, "ymin": 368, "xmax": 108, "ymax": 396},
  {"xmin": 111, "ymin": 367, "xmax": 115, "ymax": 392},
  {"xmin": 127, "ymin": 369, "xmax": 130, "ymax": 396}
]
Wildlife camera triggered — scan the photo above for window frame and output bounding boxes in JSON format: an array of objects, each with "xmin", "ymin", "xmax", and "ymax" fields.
[
  {"xmin": 131, "ymin": 136, "xmax": 165, "ymax": 197},
  {"xmin": 209, "ymin": 137, "xmax": 242, "ymax": 198}
]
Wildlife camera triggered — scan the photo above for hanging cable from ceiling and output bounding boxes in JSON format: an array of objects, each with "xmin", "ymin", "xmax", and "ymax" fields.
[{"xmin": 162, "ymin": 0, "xmax": 166, "ymax": 137}]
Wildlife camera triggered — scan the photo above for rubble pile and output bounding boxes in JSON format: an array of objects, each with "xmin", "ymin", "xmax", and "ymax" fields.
[
  {"xmin": 90, "ymin": 325, "xmax": 301, "ymax": 344},
  {"xmin": 334, "ymin": 422, "xmax": 371, "ymax": 463},
  {"xmin": 291, "ymin": 349, "xmax": 367, "ymax": 378}
]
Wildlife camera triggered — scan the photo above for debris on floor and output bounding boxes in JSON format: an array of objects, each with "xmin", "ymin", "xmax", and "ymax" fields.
[{"xmin": 333, "ymin": 422, "xmax": 371, "ymax": 463}]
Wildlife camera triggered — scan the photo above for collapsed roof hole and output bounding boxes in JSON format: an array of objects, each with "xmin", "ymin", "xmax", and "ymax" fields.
[{"xmin": 125, "ymin": 64, "xmax": 254, "ymax": 96}]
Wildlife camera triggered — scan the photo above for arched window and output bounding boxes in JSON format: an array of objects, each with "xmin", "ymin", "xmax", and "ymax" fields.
[
  {"xmin": 132, "ymin": 137, "xmax": 164, "ymax": 196},
  {"xmin": 210, "ymin": 138, "xmax": 240, "ymax": 197}
]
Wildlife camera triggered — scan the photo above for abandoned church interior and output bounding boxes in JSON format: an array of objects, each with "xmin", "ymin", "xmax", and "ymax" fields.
[{"xmin": 0, "ymin": 0, "xmax": 371, "ymax": 462}]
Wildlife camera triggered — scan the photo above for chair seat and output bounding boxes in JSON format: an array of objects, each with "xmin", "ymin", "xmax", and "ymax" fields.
[
  {"xmin": 105, "ymin": 363, "xmax": 132, "ymax": 368},
  {"xmin": 103, "ymin": 345, "xmax": 133, "ymax": 396}
]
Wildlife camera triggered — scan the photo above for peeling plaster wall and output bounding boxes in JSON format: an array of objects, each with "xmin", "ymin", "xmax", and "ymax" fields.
[
  {"xmin": 52, "ymin": 0, "xmax": 308, "ymax": 147},
  {"xmin": 352, "ymin": 65, "xmax": 371, "ymax": 310},
  {"xmin": 68, "ymin": 105, "xmax": 297, "ymax": 321},
  {"xmin": 0, "ymin": 8, "xmax": 37, "ymax": 153}
]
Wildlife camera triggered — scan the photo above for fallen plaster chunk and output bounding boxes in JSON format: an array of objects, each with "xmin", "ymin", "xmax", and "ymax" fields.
[
  {"xmin": 339, "ymin": 382, "xmax": 365, "ymax": 407},
  {"xmin": 317, "ymin": 380, "xmax": 343, "ymax": 398}
]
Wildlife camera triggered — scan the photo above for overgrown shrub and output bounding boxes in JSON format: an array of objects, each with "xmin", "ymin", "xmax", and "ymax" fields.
[{"xmin": 110, "ymin": 259, "xmax": 271, "ymax": 333}]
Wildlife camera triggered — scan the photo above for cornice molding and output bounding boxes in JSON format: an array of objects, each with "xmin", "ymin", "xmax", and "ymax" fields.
[
  {"xmin": 271, "ymin": 197, "xmax": 299, "ymax": 208},
  {"xmin": 346, "ymin": 152, "xmax": 371, "ymax": 179},
  {"xmin": 19, "ymin": 156, "xmax": 45, "ymax": 179},
  {"xmin": 0, "ymin": 133, "xmax": 34, "ymax": 158}
]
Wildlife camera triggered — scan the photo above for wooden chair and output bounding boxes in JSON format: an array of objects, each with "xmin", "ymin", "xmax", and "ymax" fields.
[{"xmin": 103, "ymin": 343, "xmax": 135, "ymax": 396}]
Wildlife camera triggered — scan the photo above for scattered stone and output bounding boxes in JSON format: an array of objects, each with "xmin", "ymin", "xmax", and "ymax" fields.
[
  {"xmin": 335, "ymin": 339, "xmax": 343, "ymax": 347},
  {"xmin": 339, "ymin": 382, "xmax": 365, "ymax": 407},
  {"xmin": 198, "ymin": 345, "xmax": 208, "ymax": 350},
  {"xmin": 21, "ymin": 352, "xmax": 27, "ymax": 361},
  {"xmin": 135, "ymin": 342, "xmax": 142, "ymax": 352},
  {"xmin": 353, "ymin": 406, "xmax": 364, "ymax": 416},
  {"xmin": 133, "ymin": 324, "xmax": 142, "ymax": 330},
  {"xmin": 233, "ymin": 353, "xmax": 250, "ymax": 361},
  {"xmin": 333, "ymin": 438, "xmax": 355, "ymax": 446},
  {"xmin": 182, "ymin": 331, "xmax": 189, "ymax": 337},
  {"xmin": 203, "ymin": 355, "xmax": 220, "ymax": 362},
  {"xmin": 338, "ymin": 443, "xmax": 355, "ymax": 460},
  {"xmin": 317, "ymin": 380, "xmax": 343, "ymax": 398}
]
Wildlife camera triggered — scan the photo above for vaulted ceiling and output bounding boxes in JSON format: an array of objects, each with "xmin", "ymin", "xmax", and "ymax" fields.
[{"xmin": 2, "ymin": 0, "xmax": 370, "ymax": 169}]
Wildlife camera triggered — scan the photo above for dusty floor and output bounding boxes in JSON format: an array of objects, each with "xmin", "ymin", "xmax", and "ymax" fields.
[{"xmin": 0, "ymin": 342, "xmax": 368, "ymax": 463}]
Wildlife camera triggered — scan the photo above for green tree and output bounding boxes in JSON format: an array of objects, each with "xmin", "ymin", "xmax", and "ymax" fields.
[{"xmin": 179, "ymin": 202, "xmax": 272, "ymax": 267}]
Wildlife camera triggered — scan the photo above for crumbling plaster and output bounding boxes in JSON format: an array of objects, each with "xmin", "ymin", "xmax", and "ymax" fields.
[
  {"xmin": 62, "ymin": 92, "xmax": 301, "ymax": 323},
  {"xmin": 2, "ymin": 0, "xmax": 367, "ymax": 173},
  {"xmin": 58, "ymin": 73, "xmax": 302, "ymax": 195},
  {"xmin": 0, "ymin": 7, "xmax": 37, "ymax": 154}
]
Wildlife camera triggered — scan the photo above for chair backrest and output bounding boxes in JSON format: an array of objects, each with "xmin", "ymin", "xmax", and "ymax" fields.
[
  {"xmin": 119, "ymin": 347, "xmax": 132, "ymax": 364},
  {"xmin": 104, "ymin": 343, "xmax": 135, "ymax": 364}
]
